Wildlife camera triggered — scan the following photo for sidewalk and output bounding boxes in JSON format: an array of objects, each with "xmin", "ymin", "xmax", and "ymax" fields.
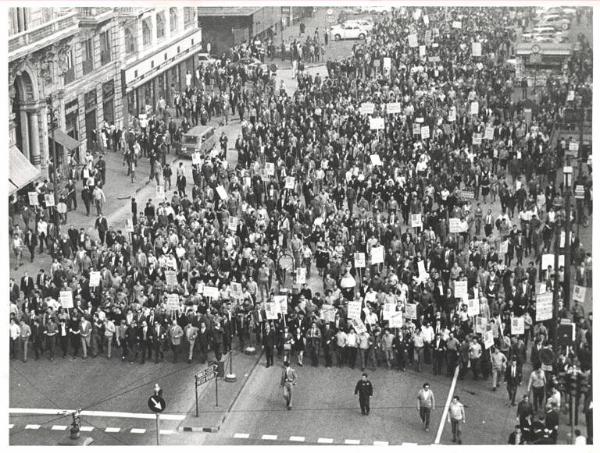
[{"xmin": 177, "ymin": 349, "xmax": 264, "ymax": 432}]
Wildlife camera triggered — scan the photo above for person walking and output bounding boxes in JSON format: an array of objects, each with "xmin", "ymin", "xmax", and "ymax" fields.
[
  {"xmin": 448, "ymin": 395, "xmax": 466, "ymax": 444},
  {"xmin": 417, "ymin": 382, "xmax": 435, "ymax": 431},
  {"xmin": 263, "ymin": 322, "xmax": 276, "ymax": 368},
  {"xmin": 169, "ymin": 319, "xmax": 183, "ymax": 363},
  {"xmin": 354, "ymin": 372, "xmax": 374, "ymax": 415},
  {"xmin": 280, "ymin": 361, "xmax": 297, "ymax": 410},
  {"xmin": 490, "ymin": 346, "xmax": 507, "ymax": 390},
  {"xmin": 527, "ymin": 365, "xmax": 547, "ymax": 412},
  {"xmin": 505, "ymin": 357, "xmax": 522, "ymax": 406},
  {"xmin": 19, "ymin": 319, "xmax": 31, "ymax": 362}
]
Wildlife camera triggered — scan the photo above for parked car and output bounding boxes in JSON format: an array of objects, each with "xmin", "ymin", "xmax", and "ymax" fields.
[
  {"xmin": 537, "ymin": 14, "xmax": 571, "ymax": 30},
  {"xmin": 329, "ymin": 24, "xmax": 369, "ymax": 40},
  {"xmin": 343, "ymin": 19, "xmax": 374, "ymax": 32}
]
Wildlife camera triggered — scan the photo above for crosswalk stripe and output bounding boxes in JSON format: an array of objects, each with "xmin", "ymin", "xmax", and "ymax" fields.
[
  {"xmin": 25, "ymin": 425, "xmax": 40, "ymax": 430},
  {"xmin": 160, "ymin": 429, "xmax": 175, "ymax": 435},
  {"xmin": 130, "ymin": 428, "xmax": 146, "ymax": 434},
  {"xmin": 9, "ymin": 408, "xmax": 184, "ymax": 421},
  {"xmin": 80, "ymin": 426, "xmax": 94, "ymax": 432},
  {"xmin": 317, "ymin": 438, "xmax": 333, "ymax": 444},
  {"xmin": 262, "ymin": 434, "xmax": 277, "ymax": 440},
  {"xmin": 289, "ymin": 436, "xmax": 305, "ymax": 442},
  {"xmin": 345, "ymin": 439, "xmax": 360, "ymax": 445},
  {"xmin": 105, "ymin": 427, "xmax": 121, "ymax": 433},
  {"xmin": 373, "ymin": 441, "xmax": 389, "ymax": 446},
  {"xmin": 51, "ymin": 425, "xmax": 67, "ymax": 431},
  {"xmin": 234, "ymin": 433, "xmax": 250, "ymax": 439},
  {"xmin": 402, "ymin": 442, "xmax": 418, "ymax": 446}
]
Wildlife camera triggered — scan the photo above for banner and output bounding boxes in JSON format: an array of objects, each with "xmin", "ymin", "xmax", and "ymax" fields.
[
  {"xmin": 411, "ymin": 213, "xmax": 423, "ymax": 229},
  {"xmin": 369, "ymin": 117, "xmax": 385, "ymax": 130},
  {"xmin": 89, "ymin": 271, "xmax": 101, "ymax": 287},
  {"xmin": 536, "ymin": 293, "xmax": 553, "ymax": 321},
  {"xmin": 354, "ymin": 252, "xmax": 366, "ymax": 268},
  {"xmin": 347, "ymin": 301, "xmax": 362, "ymax": 320},
  {"xmin": 472, "ymin": 42, "xmax": 482, "ymax": 57},
  {"xmin": 511, "ymin": 317, "xmax": 525, "ymax": 335},
  {"xmin": 59, "ymin": 291, "xmax": 73, "ymax": 309},
  {"xmin": 370, "ymin": 246, "xmax": 384, "ymax": 264},
  {"xmin": 460, "ymin": 190, "xmax": 475, "ymax": 200}
]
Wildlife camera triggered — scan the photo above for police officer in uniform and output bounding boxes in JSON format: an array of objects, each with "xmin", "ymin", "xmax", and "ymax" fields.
[{"xmin": 354, "ymin": 372, "xmax": 374, "ymax": 415}]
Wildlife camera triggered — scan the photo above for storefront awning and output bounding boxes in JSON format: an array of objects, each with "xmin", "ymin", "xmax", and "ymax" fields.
[
  {"xmin": 51, "ymin": 128, "xmax": 80, "ymax": 151},
  {"xmin": 9, "ymin": 145, "xmax": 41, "ymax": 196}
]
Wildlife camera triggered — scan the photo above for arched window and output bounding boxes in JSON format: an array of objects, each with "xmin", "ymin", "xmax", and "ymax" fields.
[
  {"xmin": 169, "ymin": 7, "xmax": 177, "ymax": 33},
  {"xmin": 156, "ymin": 12, "xmax": 165, "ymax": 39},
  {"xmin": 142, "ymin": 17, "xmax": 152, "ymax": 46}
]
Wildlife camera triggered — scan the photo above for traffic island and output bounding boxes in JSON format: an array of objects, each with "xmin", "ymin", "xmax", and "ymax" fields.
[{"xmin": 178, "ymin": 348, "xmax": 263, "ymax": 433}]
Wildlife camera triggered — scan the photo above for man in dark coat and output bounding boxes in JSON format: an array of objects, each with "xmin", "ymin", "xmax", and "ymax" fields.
[
  {"xmin": 263, "ymin": 322, "xmax": 276, "ymax": 367},
  {"xmin": 354, "ymin": 372, "xmax": 374, "ymax": 415}
]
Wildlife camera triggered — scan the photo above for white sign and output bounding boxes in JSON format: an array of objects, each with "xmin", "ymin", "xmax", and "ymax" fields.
[
  {"xmin": 166, "ymin": 294, "xmax": 180, "ymax": 311},
  {"xmin": 59, "ymin": 291, "xmax": 73, "ymax": 309},
  {"xmin": 347, "ymin": 301, "xmax": 362, "ymax": 320},
  {"xmin": 536, "ymin": 293, "xmax": 553, "ymax": 321},
  {"xmin": 470, "ymin": 101, "xmax": 479, "ymax": 115},
  {"xmin": 452, "ymin": 21, "xmax": 462, "ymax": 29},
  {"xmin": 408, "ymin": 34, "xmax": 418, "ymax": 48},
  {"xmin": 125, "ymin": 218, "xmax": 134, "ymax": 232},
  {"xmin": 484, "ymin": 126, "xmax": 494, "ymax": 140},
  {"xmin": 359, "ymin": 102, "xmax": 375, "ymax": 115},
  {"xmin": 412, "ymin": 123, "xmax": 421, "ymax": 136},
  {"xmin": 274, "ymin": 295, "xmax": 288, "ymax": 314},
  {"xmin": 165, "ymin": 270, "xmax": 178, "ymax": 287},
  {"xmin": 573, "ymin": 285, "xmax": 586, "ymax": 303},
  {"xmin": 387, "ymin": 102, "xmax": 401, "ymax": 114},
  {"xmin": 420, "ymin": 125, "xmax": 430, "ymax": 139},
  {"xmin": 370, "ymin": 154, "xmax": 383, "ymax": 166},
  {"xmin": 203, "ymin": 286, "xmax": 219, "ymax": 299},
  {"xmin": 265, "ymin": 302, "xmax": 279, "ymax": 320},
  {"xmin": 511, "ymin": 317, "xmax": 525, "ymax": 335},
  {"xmin": 500, "ymin": 240, "xmax": 509, "ymax": 256},
  {"xmin": 155, "ymin": 185, "xmax": 165, "ymax": 200},
  {"xmin": 484, "ymin": 330, "xmax": 494, "ymax": 349},
  {"xmin": 419, "ymin": 45, "xmax": 427, "ymax": 58},
  {"xmin": 295, "ymin": 267, "xmax": 306, "ymax": 285},
  {"xmin": 285, "ymin": 176, "xmax": 295, "ymax": 190},
  {"xmin": 321, "ymin": 304, "xmax": 336, "ymax": 323},
  {"xmin": 216, "ymin": 185, "xmax": 228, "ymax": 200},
  {"xmin": 405, "ymin": 304, "xmax": 417, "ymax": 320},
  {"xmin": 265, "ymin": 162, "xmax": 275, "ymax": 176},
  {"xmin": 448, "ymin": 106, "xmax": 456, "ymax": 122},
  {"xmin": 44, "ymin": 194, "xmax": 55, "ymax": 207},
  {"xmin": 541, "ymin": 253, "xmax": 564, "ymax": 270},
  {"xmin": 569, "ymin": 141, "xmax": 579, "ymax": 152},
  {"xmin": 411, "ymin": 213, "xmax": 423, "ymax": 229},
  {"xmin": 449, "ymin": 218, "xmax": 463, "ymax": 233},
  {"xmin": 28, "ymin": 192, "xmax": 38, "ymax": 206},
  {"xmin": 475, "ymin": 316, "xmax": 488, "ymax": 334},
  {"xmin": 382, "ymin": 303, "xmax": 396, "ymax": 321},
  {"xmin": 369, "ymin": 117, "xmax": 385, "ymax": 130},
  {"xmin": 354, "ymin": 252, "xmax": 366, "ymax": 268},
  {"xmin": 472, "ymin": 133, "xmax": 483, "ymax": 145},
  {"xmin": 454, "ymin": 280, "xmax": 468, "ymax": 300},
  {"xmin": 192, "ymin": 152, "xmax": 202, "ymax": 166},
  {"xmin": 389, "ymin": 311, "xmax": 404, "ymax": 328},
  {"xmin": 472, "ymin": 42, "xmax": 482, "ymax": 57},
  {"xmin": 467, "ymin": 298, "xmax": 480, "ymax": 316},
  {"xmin": 228, "ymin": 216, "xmax": 239, "ymax": 232},
  {"xmin": 370, "ymin": 246, "xmax": 384, "ymax": 265},
  {"xmin": 350, "ymin": 318, "xmax": 367, "ymax": 335},
  {"xmin": 89, "ymin": 271, "xmax": 101, "ymax": 287}
]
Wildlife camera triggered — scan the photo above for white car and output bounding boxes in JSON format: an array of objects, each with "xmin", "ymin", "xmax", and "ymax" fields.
[
  {"xmin": 330, "ymin": 24, "xmax": 369, "ymax": 40},
  {"xmin": 537, "ymin": 14, "xmax": 570, "ymax": 30},
  {"xmin": 343, "ymin": 19, "xmax": 374, "ymax": 32}
]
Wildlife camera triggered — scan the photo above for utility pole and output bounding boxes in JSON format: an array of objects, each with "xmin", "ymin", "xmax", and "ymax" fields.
[
  {"xmin": 563, "ymin": 162, "xmax": 572, "ymax": 309},
  {"xmin": 551, "ymin": 195, "xmax": 563, "ymax": 353}
]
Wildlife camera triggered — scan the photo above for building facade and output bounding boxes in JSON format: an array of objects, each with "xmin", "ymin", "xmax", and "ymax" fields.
[{"xmin": 118, "ymin": 7, "xmax": 201, "ymax": 119}]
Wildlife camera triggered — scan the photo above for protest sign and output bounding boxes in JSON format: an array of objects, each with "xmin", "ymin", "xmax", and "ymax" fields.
[
  {"xmin": 295, "ymin": 267, "xmax": 306, "ymax": 285},
  {"xmin": 265, "ymin": 302, "xmax": 279, "ymax": 320},
  {"xmin": 411, "ymin": 213, "xmax": 423, "ymax": 229},
  {"xmin": 354, "ymin": 252, "xmax": 366, "ymax": 268},
  {"xmin": 89, "ymin": 271, "xmax": 101, "ymax": 287},
  {"xmin": 155, "ymin": 185, "xmax": 165, "ymax": 200},
  {"xmin": 412, "ymin": 123, "xmax": 421, "ymax": 136},
  {"xmin": 500, "ymin": 240, "xmax": 509, "ymax": 256},
  {"xmin": 59, "ymin": 291, "xmax": 73, "ymax": 309},
  {"xmin": 484, "ymin": 330, "xmax": 494, "ymax": 349},
  {"xmin": 405, "ymin": 304, "xmax": 417, "ymax": 320},
  {"xmin": 216, "ymin": 185, "xmax": 228, "ymax": 200},
  {"xmin": 472, "ymin": 133, "xmax": 483, "ymax": 145},
  {"xmin": 28, "ymin": 192, "xmax": 38, "ymax": 206},
  {"xmin": 449, "ymin": 218, "xmax": 463, "ymax": 233},
  {"xmin": 419, "ymin": 45, "xmax": 427, "ymax": 58},
  {"xmin": 484, "ymin": 126, "xmax": 494, "ymax": 140},
  {"xmin": 370, "ymin": 154, "xmax": 383, "ymax": 166},
  {"xmin": 350, "ymin": 318, "xmax": 367, "ymax": 335},
  {"xmin": 452, "ymin": 21, "xmax": 462, "ymax": 29},
  {"xmin": 265, "ymin": 162, "xmax": 275, "ymax": 176},
  {"xmin": 359, "ymin": 102, "xmax": 375, "ymax": 115},
  {"xmin": 541, "ymin": 253, "xmax": 564, "ymax": 270},
  {"xmin": 203, "ymin": 286, "xmax": 219, "ymax": 299},
  {"xmin": 536, "ymin": 293, "xmax": 553, "ymax": 321},
  {"xmin": 475, "ymin": 316, "xmax": 488, "ymax": 334},
  {"xmin": 274, "ymin": 295, "xmax": 288, "ymax": 314},
  {"xmin": 165, "ymin": 270, "xmax": 178, "ymax": 287},
  {"xmin": 45, "ymin": 194, "xmax": 55, "ymax": 207},
  {"xmin": 389, "ymin": 311, "xmax": 403, "ymax": 328},
  {"xmin": 454, "ymin": 280, "xmax": 468, "ymax": 300},
  {"xmin": 166, "ymin": 294, "xmax": 180, "ymax": 311},
  {"xmin": 471, "ymin": 101, "xmax": 479, "ymax": 115},
  {"xmin": 383, "ymin": 303, "xmax": 396, "ymax": 321},
  {"xmin": 231, "ymin": 282, "xmax": 243, "ymax": 298},
  {"xmin": 472, "ymin": 42, "xmax": 482, "ymax": 57},
  {"xmin": 448, "ymin": 106, "xmax": 456, "ymax": 122},
  {"xmin": 228, "ymin": 216, "xmax": 239, "ymax": 232},
  {"xmin": 467, "ymin": 298, "xmax": 480, "ymax": 316},
  {"xmin": 511, "ymin": 317, "xmax": 525, "ymax": 335},
  {"xmin": 347, "ymin": 301, "xmax": 362, "ymax": 320},
  {"xmin": 386, "ymin": 102, "xmax": 401, "ymax": 114},
  {"xmin": 192, "ymin": 152, "xmax": 202, "ymax": 166},
  {"xmin": 321, "ymin": 304, "xmax": 336, "ymax": 323},
  {"xmin": 408, "ymin": 34, "xmax": 418, "ymax": 48},
  {"xmin": 369, "ymin": 117, "xmax": 385, "ymax": 130},
  {"xmin": 420, "ymin": 125, "xmax": 430, "ymax": 139},
  {"xmin": 370, "ymin": 246, "xmax": 384, "ymax": 265},
  {"xmin": 285, "ymin": 176, "xmax": 296, "ymax": 190},
  {"xmin": 573, "ymin": 285, "xmax": 586, "ymax": 303}
]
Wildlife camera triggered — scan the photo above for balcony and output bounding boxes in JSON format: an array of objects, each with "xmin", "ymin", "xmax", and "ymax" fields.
[
  {"xmin": 78, "ymin": 7, "xmax": 114, "ymax": 26},
  {"xmin": 9, "ymin": 12, "xmax": 78, "ymax": 56}
]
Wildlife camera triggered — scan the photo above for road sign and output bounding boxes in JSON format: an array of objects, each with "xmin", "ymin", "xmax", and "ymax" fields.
[
  {"xmin": 196, "ymin": 363, "xmax": 218, "ymax": 386},
  {"xmin": 148, "ymin": 395, "xmax": 166, "ymax": 413}
]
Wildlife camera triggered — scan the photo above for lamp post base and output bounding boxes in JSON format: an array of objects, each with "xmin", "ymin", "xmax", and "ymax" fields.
[{"xmin": 224, "ymin": 373, "xmax": 237, "ymax": 382}]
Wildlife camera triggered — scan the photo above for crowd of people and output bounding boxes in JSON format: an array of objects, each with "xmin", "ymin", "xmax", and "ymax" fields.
[{"xmin": 9, "ymin": 6, "xmax": 593, "ymax": 445}]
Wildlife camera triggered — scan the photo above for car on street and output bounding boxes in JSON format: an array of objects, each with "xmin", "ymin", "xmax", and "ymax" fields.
[
  {"xmin": 178, "ymin": 125, "xmax": 217, "ymax": 158},
  {"xmin": 537, "ymin": 14, "xmax": 571, "ymax": 30},
  {"xmin": 342, "ymin": 19, "xmax": 374, "ymax": 32},
  {"xmin": 329, "ymin": 23, "xmax": 369, "ymax": 40}
]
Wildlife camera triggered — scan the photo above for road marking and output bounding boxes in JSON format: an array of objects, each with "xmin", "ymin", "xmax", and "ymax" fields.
[
  {"xmin": 345, "ymin": 439, "xmax": 360, "ymax": 445},
  {"xmin": 435, "ymin": 365, "xmax": 460, "ymax": 444},
  {"xmin": 318, "ymin": 438, "xmax": 333, "ymax": 444},
  {"xmin": 289, "ymin": 436, "xmax": 305, "ymax": 442},
  {"xmin": 105, "ymin": 427, "xmax": 121, "ymax": 433},
  {"xmin": 373, "ymin": 441, "xmax": 389, "ymax": 446},
  {"xmin": 402, "ymin": 442, "xmax": 418, "ymax": 446},
  {"xmin": 160, "ymin": 429, "xmax": 175, "ymax": 435},
  {"xmin": 9, "ymin": 408, "xmax": 185, "ymax": 421},
  {"xmin": 262, "ymin": 434, "xmax": 277, "ymax": 440},
  {"xmin": 130, "ymin": 428, "xmax": 146, "ymax": 434},
  {"xmin": 234, "ymin": 433, "xmax": 250, "ymax": 439},
  {"xmin": 80, "ymin": 426, "xmax": 94, "ymax": 432},
  {"xmin": 51, "ymin": 425, "xmax": 67, "ymax": 431},
  {"xmin": 8, "ymin": 424, "xmax": 14, "ymax": 429},
  {"xmin": 25, "ymin": 425, "xmax": 40, "ymax": 430}
]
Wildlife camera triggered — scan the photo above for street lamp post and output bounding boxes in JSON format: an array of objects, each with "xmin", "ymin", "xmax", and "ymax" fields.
[
  {"xmin": 563, "ymin": 163, "xmax": 573, "ymax": 309},
  {"xmin": 551, "ymin": 196, "xmax": 564, "ymax": 353},
  {"xmin": 46, "ymin": 94, "xmax": 60, "ymax": 235}
]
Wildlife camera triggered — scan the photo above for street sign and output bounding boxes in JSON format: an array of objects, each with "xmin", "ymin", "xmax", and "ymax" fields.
[
  {"xmin": 574, "ymin": 185, "xmax": 585, "ymax": 199},
  {"xmin": 196, "ymin": 363, "xmax": 218, "ymax": 386},
  {"xmin": 148, "ymin": 395, "xmax": 166, "ymax": 413}
]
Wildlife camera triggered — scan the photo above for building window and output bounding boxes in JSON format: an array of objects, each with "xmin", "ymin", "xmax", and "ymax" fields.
[
  {"xmin": 156, "ymin": 12, "xmax": 165, "ymax": 40},
  {"xmin": 64, "ymin": 99, "xmax": 79, "ymax": 141},
  {"xmin": 184, "ymin": 7, "xmax": 195, "ymax": 28},
  {"xmin": 100, "ymin": 30, "xmax": 112, "ymax": 66},
  {"xmin": 142, "ymin": 17, "xmax": 152, "ymax": 47},
  {"xmin": 169, "ymin": 7, "xmax": 178, "ymax": 33},
  {"xmin": 63, "ymin": 49, "xmax": 75, "ymax": 85},
  {"xmin": 11, "ymin": 7, "xmax": 29, "ymax": 34},
  {"xmin": 124, "ymin": 26, "xmax": 137, "ymax": 55},
  {"xmin": 81, "ymin": 38, "xmax": 94, "ymax": 75}
]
